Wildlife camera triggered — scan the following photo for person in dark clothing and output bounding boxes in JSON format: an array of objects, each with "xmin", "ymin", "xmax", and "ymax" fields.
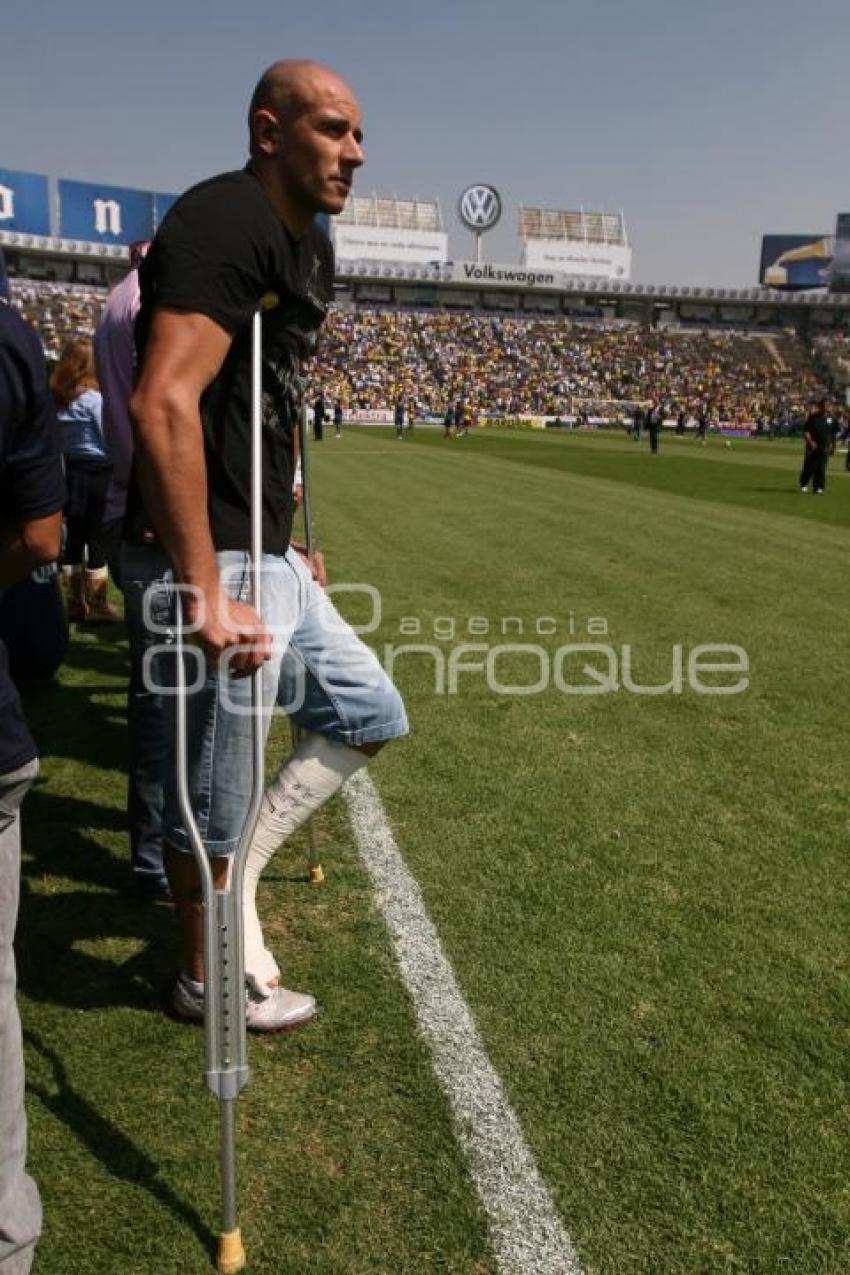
[
  {"xmin": 631, "ymin": 404, "xmax": 644, "ymax": 440},
  {"xmin": 799, "ymin": 398, "xmax": 832, "ymax": 494},
  {"xmin": 696, "ymin": 406, "xmax": 710, "ymax": 445},
  {"xmin": 394, "ymin": 395, "xmax": 405, "ymax": 439},
  {"xmin": 646, "ymin": 403, "xmax": 662, "ymax": 454},
  {"xmin": 313, "ymin": 391, "xmax": 326, "ymax": 442},
  {"xmin": 0, "ymin": 301, "xmax": 66, "ymax": 1275},
  {"xmin": 333, "ymin": 401, "xmax": 343, "ymax": 438}
]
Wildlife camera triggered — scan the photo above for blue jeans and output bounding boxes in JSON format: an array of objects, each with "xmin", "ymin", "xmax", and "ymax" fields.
[
  {"xmin": 118, "ymin": 546, "xmax": 169, "ymax": 891},
  {"xmin": 141, "ymin": 548, "xmax": 407, "ymax": 857}
]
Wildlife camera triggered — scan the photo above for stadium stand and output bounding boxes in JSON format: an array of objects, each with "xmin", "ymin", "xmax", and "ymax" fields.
[
  {"xmin": 8, "ymin": 280, "xmax": 835, "ymax": 424},
  {"xmin": 10, "ymin": 281, "xmax": 107, "ymax": 361},
  {"xmin": 812, "ymin": 331, "xmax": 850, "ymax": 390},
  {"xmin": 307, "ymin": 307, "xmax": 830, "ymax": 422}
]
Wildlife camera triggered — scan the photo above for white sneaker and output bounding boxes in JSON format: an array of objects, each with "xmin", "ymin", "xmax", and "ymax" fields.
[
  {"xmin": 246, "ymin": 984, "xmax": 316, "ymax": 1033},
  {"xmin": 800, "ymin": 486, "xmax": 808, "ymax": 493},
  {"xmin": 171, "ymin": 973, "xmax": 316, "ymax": 1034}
]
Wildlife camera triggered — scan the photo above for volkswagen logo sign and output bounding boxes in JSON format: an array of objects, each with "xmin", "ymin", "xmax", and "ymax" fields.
[{"xmin": 458, "ymin": 184, "xmax": 502, "ymax": 233}]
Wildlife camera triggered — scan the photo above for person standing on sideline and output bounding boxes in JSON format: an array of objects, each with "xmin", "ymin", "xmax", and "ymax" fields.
[
  {"xmin": 128, "ymin": 59, "xmax": 407, "ymax": 1032},
  {"xmin": 647, "ymin": 402, "xmax": 662, "ymax": 454},
  {"xmin": 799, "ymin": 398, "xmax": 832, "ymax": 494},
  {"xmin": 94, "ymin": 244, "xmax": 170, "ymax": 900},
  {"xmin": 0, "ymin": 300, "xmax": 66, "ymax": 1275},
  {"xmin": 394, "ymin": 394, "xmax": 405, "ymax": 439},
  {"xmin": 333, "ymin": 400, "xmax": 343, "ymax": 438},
  {"xmin": 312, "ymin": 390, "xmax": 325, "ymax": 442},
  {"xmin": 696, "ymin": 404, "xmax": 710, "ymax": 445}
]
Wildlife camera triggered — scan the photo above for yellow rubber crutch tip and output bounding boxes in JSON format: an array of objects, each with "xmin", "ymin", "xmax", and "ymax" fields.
[
  {"xmin": 217, "ymin": 1229, "xmax": 246, "ymax": 1274},
  {"xmin": 308, "ymin": 864, "xmax": 325, "ymax": 884}
]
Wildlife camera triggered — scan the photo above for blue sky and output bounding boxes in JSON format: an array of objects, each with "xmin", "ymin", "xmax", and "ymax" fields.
[{"xmin": 3, "ymin": 0, "xmax": 848, "ymax": 285}]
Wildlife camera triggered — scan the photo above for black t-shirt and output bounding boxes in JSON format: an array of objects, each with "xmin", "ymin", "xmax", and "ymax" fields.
[
  {"xmin": 0, "ymin": 303, "xmax": 66, "ymax": 774},
  {"xmin": 806, "ymin": 411, "xmax": 831, "ymax": 450},
  {"xmin": 129, "ymin": 168, "xmax": 334, "ymax": 555}
]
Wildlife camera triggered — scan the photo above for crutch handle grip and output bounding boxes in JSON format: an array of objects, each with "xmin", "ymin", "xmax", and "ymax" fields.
[{"xmin": 217, "ymin": 1228, "xmax": 246, "ymax": 1274}]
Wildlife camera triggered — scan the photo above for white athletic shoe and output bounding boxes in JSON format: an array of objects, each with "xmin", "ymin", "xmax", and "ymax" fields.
[
  {"xmin": 246, "ymin": 984, "xmax": 317, "ymax": 1033},
  {"xmin": 170, "ymin": 973, "xmax": 316, "ymax": 1034},
  {"xmin": 800, "ymin": 486, "xmax": 808, "ymax": 493}
]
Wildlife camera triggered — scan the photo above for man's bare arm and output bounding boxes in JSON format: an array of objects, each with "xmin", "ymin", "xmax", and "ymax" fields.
[
  {"xmin": 130, "ymin": 308, "xmax": 228, "ymax": 592},
  {"xmin": 129, "ymin": 308, "xmax": 270, "ymax": 671}
]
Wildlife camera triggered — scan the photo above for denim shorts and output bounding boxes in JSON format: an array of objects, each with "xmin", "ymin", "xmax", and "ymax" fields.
[{"xmin": 135, "ymin": 546, "xmax": 407, "ymax": 857}]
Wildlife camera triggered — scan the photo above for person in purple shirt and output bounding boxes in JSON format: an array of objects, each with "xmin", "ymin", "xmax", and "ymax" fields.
[
  {"xmin": 93, "ymin": 245, "xmax": 170, "ymax": 899},
  {"xmin": 96, "ymin": 241, "xmax": 148, "ymax": 565}
]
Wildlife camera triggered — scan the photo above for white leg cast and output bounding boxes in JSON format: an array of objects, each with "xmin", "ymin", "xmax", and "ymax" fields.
[{"xmin": 243, "ymin": 731, "xmax": 367, "ymax": 994}]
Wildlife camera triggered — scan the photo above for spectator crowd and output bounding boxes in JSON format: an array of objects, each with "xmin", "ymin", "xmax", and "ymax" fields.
[
  {"xmin": 8, "ymin": 280, "xmax": 836, "ymax": 425},
  {"xmin": 309, "ymin": 308, "xmax": 831, "ymax": 424}
]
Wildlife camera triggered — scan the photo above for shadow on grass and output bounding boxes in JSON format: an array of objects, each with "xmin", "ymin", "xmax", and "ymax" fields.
[
  {"xmin": 19, "ymin": 783, "xmax": 175, "ymax": 1013},
  {"xmin": 23, "ymin": 684, "xmax": 128, "ymax": 776},
  {"xmin": 17, "ymin": 877, "xmax": 175, "ymax": 1013},
  {"xmin": 751, "ymin": 487, "xmax": 803, "ymax": 496},
  {"xmin": 23, "ymin": 1030, "xmax": 214, "ymax": 1260},
  {"xmin": 61, "ymin": 630, "xmax": 129, "ymax": 679}
]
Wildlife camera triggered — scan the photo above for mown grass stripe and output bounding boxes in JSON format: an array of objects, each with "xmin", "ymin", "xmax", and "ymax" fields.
[{"xmin": 343, "ymin": 769, "xmax": 583, "ymax": 1275}]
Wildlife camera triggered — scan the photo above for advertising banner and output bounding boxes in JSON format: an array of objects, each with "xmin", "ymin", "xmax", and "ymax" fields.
[
  {"xmin": 479, "ymin": 415, "xmax": 549, "ymax": 431},
  {"xmin": 58, "ymin": 179, "xmax": 155, "ymax": 245},
  {"xmin": 333, "ymin": 224, "xmax": 448, "ymax": 264},
  {"xmin": 521, "ymin": 239, "xmax": 632, "ymax": 280},
  {"xmin": 0, "ymin": 169, "xmax": 51, "ymax": 236},
  {"xmin": 759, "ymin": 234, "xmax": 832, "ymax": 290},
  {"xmin": 346, "ymin": 408, "xmax": 394, "ymax": 422}
]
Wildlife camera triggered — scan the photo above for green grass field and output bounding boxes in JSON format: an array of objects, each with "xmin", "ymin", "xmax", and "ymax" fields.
[{"xmin": 18, "ymin": 427, "xmax": 850, "ymax": 1273}]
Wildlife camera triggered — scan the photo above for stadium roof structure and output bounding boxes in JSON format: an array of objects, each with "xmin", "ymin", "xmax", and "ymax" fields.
[
  {"xmin": 2, "ymin": 228, "xmax": 848, "ymax": 318},
  {"xmin": 336, "ymin": 194, "xmax": 444, "ymax": 232},
  {"xmin": 335, "ymin": 256, "xmax": 850, "ymax": 310},
  {"xmin": 519, "ymin": 206, "xmax": 628, "ymax": 247},
  {"xmin": 0, "ymin": 228, "xmax": 128, "ymax": 261}
]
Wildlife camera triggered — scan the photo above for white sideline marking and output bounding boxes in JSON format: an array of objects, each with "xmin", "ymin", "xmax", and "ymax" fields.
[{"xmin": 343, "ymin": 769, "xmax": 583, "ymax": 1275}]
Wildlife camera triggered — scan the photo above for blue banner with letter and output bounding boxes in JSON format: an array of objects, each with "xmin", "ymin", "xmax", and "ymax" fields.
[
  {"xmin": 0, "ymin": 169, "xmax": 51, "ymax": 236},
  {"xmin": 58, "ymin": 179, "xmax": 155, "ymax": 245}
]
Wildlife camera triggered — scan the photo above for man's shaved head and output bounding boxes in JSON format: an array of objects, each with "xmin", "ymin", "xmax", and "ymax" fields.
[
  {"xmin": 249, "ymin": 59, "xmax": 355, "ymax": 144},
  {"xmin": 246, "ymin": 59, "xmax": 363, "ymax": 234}
]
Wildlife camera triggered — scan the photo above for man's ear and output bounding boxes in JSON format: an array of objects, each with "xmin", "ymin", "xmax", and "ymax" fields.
[{"xmin": 253, "ymin": 108, "xmax": 281, "ymax": 157}]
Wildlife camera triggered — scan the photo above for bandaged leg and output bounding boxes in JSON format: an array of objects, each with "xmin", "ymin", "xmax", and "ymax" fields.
[{"xmin": 243, "ymin": 731, "xmax": 367, "ymax": 994}]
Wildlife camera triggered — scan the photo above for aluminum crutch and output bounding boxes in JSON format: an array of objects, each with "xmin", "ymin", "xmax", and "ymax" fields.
[
  {"xmin": 295, "ymin": 393, "xmax": 325, "ymax": 885},
  {"xmin": 174, "ymin": 308, "xmax": 266, "ymax": 1275}
]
